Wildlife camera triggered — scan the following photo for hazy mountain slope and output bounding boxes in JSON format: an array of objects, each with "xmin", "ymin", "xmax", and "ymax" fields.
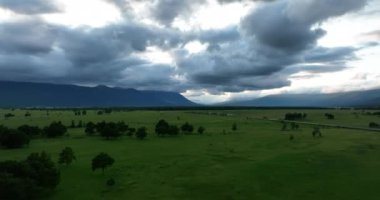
[{"xmin": 223, "ymin": 89, "xmax": 380, "ymax": 107}]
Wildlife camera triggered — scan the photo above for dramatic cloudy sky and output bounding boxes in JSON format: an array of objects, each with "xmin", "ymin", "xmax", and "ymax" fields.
[{"xmin": 0, "ymin": 0, "xmax": 379, "ymax": 103}]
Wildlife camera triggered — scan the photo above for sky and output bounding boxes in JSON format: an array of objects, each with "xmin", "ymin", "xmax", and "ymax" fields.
[{"xmin": 0, "ymin": 0, "xmax": 379, "ymax": 104}]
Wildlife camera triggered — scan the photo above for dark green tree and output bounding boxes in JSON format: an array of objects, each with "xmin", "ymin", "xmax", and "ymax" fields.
[
  {"xmin": 197, "ymin": 126, "xmax": 205, "ymax": 134},
  {"xmin": 232, "ymin": 123, "xmax": 237, "ymax": 131},
  {"xmin": 92, "ymin": 153, "xmax": 115, "ymax": 173},
  {"xmin": 168, "ymin": 125, "xmax": 179, "ymax": 136},
  {"xmin": 18, "ymin": 125, "xmax": 42, "ymax": 138},
  {"xmin": 25, "ymin": 152, "xmax": 60, "ymax": 189},
  {"xmin": 0, "ymin": 129, "xmax": 30, "ymax": 149},
  {"xmin": 136, "ymin": 127, "xmax": 147, "ymax": 140},
  {"xmin": 43, "ymin": 122, "xmax": 67, "ymax": 138},
  {"xmin": 181, "ymin": 122, "xmax": 194, "ymax": 134},
  {"xmin": 312, "ymin": 127, "xmax": 322, "ymax": 138},
  {"xmin": 58, "ymin": 147, "xmax": 76, "ymax": 166},
  {"xmin": 126, "ymin": 128, "xmax": 136, "ymax": 137},
  {"xmin": 155, "ymin": 119, "xmax": 169, "ymax": 136},
  {"xmin": 99, "ymin": 122, "xmax": 121, "ymax": 140},
  {"xmin": 85, "ymin": 122, "xmax": 96, "ymax": 135}
]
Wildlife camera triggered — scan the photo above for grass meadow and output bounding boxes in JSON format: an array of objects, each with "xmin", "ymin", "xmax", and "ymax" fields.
[{"xmin": 1, "ymin": 108, "xmax": 380, "ymax": 199}]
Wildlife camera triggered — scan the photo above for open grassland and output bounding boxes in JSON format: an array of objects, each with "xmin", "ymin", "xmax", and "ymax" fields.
[{"xmin": 1, "ymin": 109, "xmax": 380, "ymax": 199}]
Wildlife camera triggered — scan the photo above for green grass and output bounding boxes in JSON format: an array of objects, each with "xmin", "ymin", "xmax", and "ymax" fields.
[{"xmin": 1, "ymin": 109, "xmax": 380, "ymax": 199}]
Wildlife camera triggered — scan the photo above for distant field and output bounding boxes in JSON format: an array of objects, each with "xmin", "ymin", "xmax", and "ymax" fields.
[{"xmin": 1, "ymin": 108, "xmax": 380, "ymax": 200}]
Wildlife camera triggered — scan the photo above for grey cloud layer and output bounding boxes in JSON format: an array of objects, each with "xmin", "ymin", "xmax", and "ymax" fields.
[
  {"xmin": 0, "ymin": 0, "xmax": 372, "ymax": 94},
  {"xmin": 175, "ymin": 0, "xmax": 368, "ymax": 92},
  {"xmin": 0, "ymin": 0, "xmax": 62, "ymax": 14}
]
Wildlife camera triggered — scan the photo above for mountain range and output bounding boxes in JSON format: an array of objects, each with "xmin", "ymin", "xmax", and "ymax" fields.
[
  {"xmin": 1, "ymin": 80, "xmax": 379, "ymax": 108},
  {"xmin": 0, "ymin": 81, "xmax": 195, "ymax": 107}
]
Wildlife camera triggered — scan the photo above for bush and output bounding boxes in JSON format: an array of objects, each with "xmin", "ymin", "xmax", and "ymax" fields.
[
  {"xmin": 106, "ymin": 178, "xmax": 115, "ymax": 186},
  {"xmin": 126, "ymin": 128, "xmax": 136, "ymax": 136},
  {"xmin": 4, "ymin": 113, "xmax": 15, "ymax": 119},
  {"xmin": 369, "ymin": 122, "xmax": 380, "ymax": 128}
]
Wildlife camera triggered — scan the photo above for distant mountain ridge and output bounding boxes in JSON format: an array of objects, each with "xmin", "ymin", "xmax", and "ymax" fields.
[
  {"xmin": 222, "ymin": 89, "xmax": 380, "ymax": 107},
  {"xmin": 0, "ymin": 81, "xmax": 196, "ymax": 107}
]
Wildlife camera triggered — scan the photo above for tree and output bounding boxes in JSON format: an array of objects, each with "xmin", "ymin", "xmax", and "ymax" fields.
[
  {"xmin": 58, "ymin": 147, "xmax": 76, "ymax": 166},
  {"xmin": 126, "ymin": 128, "xmax": 136, "ymax": 137},
  {"xmin": 0, "ymin": 129, "xmax": 30, "ymax": 149},
  {"xmin": 77, "ymin": 120, "xmax": 83, "ymax": 128},
  {"xmin": 17, "ymin": 125, "xmax": 41, "ymax": 138},
  {"xmin": 312, "ymin": 127, "xmax": 322, "ymax": 138},
  {"xmin": 99, "ymin": 122, "xmax": 121, "ymax": 140},
  {"xmin": 281, "ymin": 122, "xmax": 287, "ymax": 131},
  {"xmin": 4, "ymin": 113, "xmax": 15, "ymax": 119},
  {"xmin": 325, "ymin": 113, "xmax": 335, "ymax": 120},
  {"xmin": 285, "ymin": 113, "xmax": 307, "ymax": 120},
  {"xmin": 24, "ymin": 112, "xmax": 31, "ymax": 117},
  {"xmin": 197, "ymin": 126, "xmax": 205, "ymax": 134},
  {"xmin": 70, "ymin": 120, "xmax": 76, "ymax": 128},
  {"xmin": 232, "ymin": 123, "xmax": 237, "ymax": 131},
  {"xmin": 25, "ymin": 152, "xmax": 60, "ymax": 189},
  {"xmin": 92, "ymin": 153, "xmax": 114, "ymax": 173},
  {"xmin": 168, "ymin": 125, "xmax": 179, "ymax": 136},
  {"xmin": 43, "ymin": 122, "xmax": 67, "ymax": 138},
  {"xmin": 155, "ymin": 119, "xmax": 169, "ymax": 136},
  {"xmin": 290, "ymin": 122, "xmax": 299, "ymax": 130},
  {"xmin": 369, "ymin": 122, "xmax": 379, "ymax": 128},
  {"xmin": 289, "ymin": 134, "xmax": 294, "ymax": 140},
  {"xmin": 116, "ymin": 121, "xmax": 129, "ymax": 133},
  {"xmin": 181, "ymin": 122, "xmax": 194, "ymax": 134},
  {"xmin": 0, "ymin": 151, "xmax": 62, "ymax": 199},
  {"xmin": 85, "ymin": 122, "xmax": 96, "ymax": 135},
  {"xmin": 136, "ymin": 127, "xmax": 147, "ymax": 140}
]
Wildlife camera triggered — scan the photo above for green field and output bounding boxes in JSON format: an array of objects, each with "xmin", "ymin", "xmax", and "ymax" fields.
[{"xmin": 1, "ymin": 109, "xmax": 380, "ymax": 199}]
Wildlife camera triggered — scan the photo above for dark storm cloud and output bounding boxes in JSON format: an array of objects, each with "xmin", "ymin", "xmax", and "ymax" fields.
[
  {"xmin": 241, "ymin": 0, "xmax": 367, "ymax": 51},
  {"xmin": 303, "ymin": 47, "xmax": 357, "ymax": 63},
  {"xmin": 197, "ymin": 26, "xmax": 240, "ymax": 44},
  {"xmin": 0, "ymin": 0, "xmax": 62, "ymax": 15},
  {"xmin": 0, "ymin": 16, "xmax": 192, "ymax": 90},
  {"xmin": 0, "ymin": 19, "xmax": 56, "ymax": 54},
  {"xmin": 174, "ymin": 0, "xmax": 368, "ymax": 92}
]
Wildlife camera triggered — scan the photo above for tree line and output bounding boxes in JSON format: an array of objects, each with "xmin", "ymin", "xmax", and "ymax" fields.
[
  {"xmin": 284, "ymin": 113, "xmax": 307, "ymax": 120},
  {"xmin": 0, "ymin": 122, "xmax": 67, "ymax": 149}
]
